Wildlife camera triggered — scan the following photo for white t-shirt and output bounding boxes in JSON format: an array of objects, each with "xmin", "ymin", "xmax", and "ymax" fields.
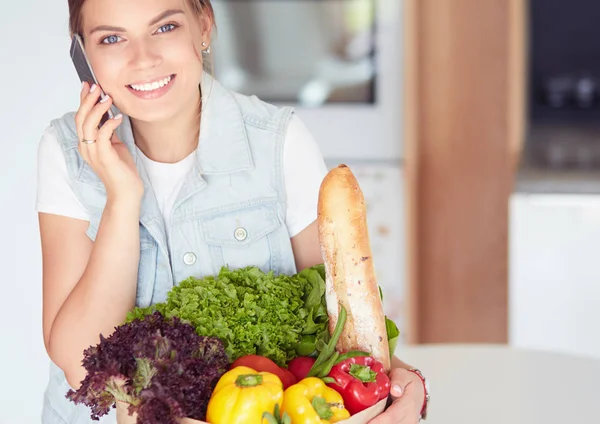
[{"xmin": 36, "ymin": 115, "xmax": 328, "ymax": 239}]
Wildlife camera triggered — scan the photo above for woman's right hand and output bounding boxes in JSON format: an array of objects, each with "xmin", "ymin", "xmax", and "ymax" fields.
[{"xmin": 75, "ymin": 82, "xmax": 144, "ymax": 204}]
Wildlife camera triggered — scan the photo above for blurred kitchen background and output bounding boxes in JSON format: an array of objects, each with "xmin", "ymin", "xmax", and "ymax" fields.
[
  {"xmin": 209, "ymin": 0, "xmax": 600, "ymax": 362},
  {"xmin": 207, "ymin": 0, "xmax": 600, "ymax": 358},
  {"xmin": 3, "ymin": 0, "xmax": 600, "ymax": 422}
]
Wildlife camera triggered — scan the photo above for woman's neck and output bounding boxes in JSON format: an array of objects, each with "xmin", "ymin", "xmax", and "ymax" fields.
[{"xmin": 131, "ymin": 94, "xmax": 201, "ymax": 164}]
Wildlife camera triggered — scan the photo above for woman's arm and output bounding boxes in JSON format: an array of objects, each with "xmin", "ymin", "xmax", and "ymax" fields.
[
  {"xmin": 41, "ymin": 82, "xmax": 147, "ymax": 389},
  {"xmin": 290, "ymin": 219, "xmax": 323, "ymax": 271},
  {"xmin": 41, "ymin": 200, "xmax": 141, "ymax": 388}
]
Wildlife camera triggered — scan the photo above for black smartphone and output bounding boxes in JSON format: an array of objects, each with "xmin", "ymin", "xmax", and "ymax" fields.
[{"xmin": 69, "ymin": 34, "xmax": 114, "ymax": 128}]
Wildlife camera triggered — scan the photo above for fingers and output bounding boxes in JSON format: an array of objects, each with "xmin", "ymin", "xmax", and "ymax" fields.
[
  {"xmin": 84, "ymin": 113, "xmax": 123, "ymax": 170},
  {"xmin": 79, "ymin": 81, "xmax": 90, "ymax": 103},
  {"xmin": 368, "ymin": 368, "xmax": 425, "ymax": 424},
  {"xmin": 97, "ymin": 113, "xmax": 123, "ymax": 143},
  {"xmin": 95, "ymin": 113, "xmax": 123, "ymax": 159},
  {"xmin": 75, "ymin": 83, "xmax": 101, "ymax": 139},
  {"xmin": 367, "ymin": 402, "xmax": 408, "ymax": 424},
  {"xmin": 76, "ymin": 83, "xmax": 102, "ymax": 161},
  {"xmin": 367, "ymin": 396, "xmax": 419, "ymax": 424},
  {"xmin": 369, "ymin": 368, "xmax": 424, "ymax": 424},
  {"xmin": 82, "ymin": 95, "xmax": 113, "ymax": 141},
  {"xmin": 75, "ymin": 82, "xmax": 124, "ymax": 167},
  {"xmin": 389, "ymin": 368, "xmax": 416, "ymax": 398}
]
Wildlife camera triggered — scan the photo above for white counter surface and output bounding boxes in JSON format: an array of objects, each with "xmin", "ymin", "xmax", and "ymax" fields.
[{"xmin": 398, "ymin": 344, "xmax": 600, "ymax": 423}]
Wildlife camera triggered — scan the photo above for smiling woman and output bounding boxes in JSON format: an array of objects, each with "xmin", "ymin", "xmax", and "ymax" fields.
[
  {"xmin": 67, "ymin": 0, "xmax": 211, "ymax": 126},
  {"xmin": 37, "ymin": 0, "xmax": 332, "ymax": 422},
  {"xmin": 35, "ymin": 0, "xmax": 426, "ymax": 423}
]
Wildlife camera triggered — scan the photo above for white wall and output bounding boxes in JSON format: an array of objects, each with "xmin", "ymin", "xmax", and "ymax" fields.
[
  {"xmin": 0, "ymin": 1, "xmax": 405, "ymax": 423},
  {"xmin": 1, "ymin": 1, "xmax": 80, "ymax": 423}
]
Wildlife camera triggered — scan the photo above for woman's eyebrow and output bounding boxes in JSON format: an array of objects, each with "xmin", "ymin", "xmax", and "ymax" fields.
[
  {"xmin": 89, "ymin": 9, "xmax": 185, "ymax": 35},
  {"xmin": 148, "ymin": 9, "xmax": 185, "ymax": 26}
]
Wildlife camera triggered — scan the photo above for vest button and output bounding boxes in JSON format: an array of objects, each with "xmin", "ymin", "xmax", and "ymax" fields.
[
  {"xmin": 234, "ymin": 227, "xmax": 248, "ymax": 241},
  {"xmin": 183, "ymin": 252, "xmax": 197, "ymax": 266}
]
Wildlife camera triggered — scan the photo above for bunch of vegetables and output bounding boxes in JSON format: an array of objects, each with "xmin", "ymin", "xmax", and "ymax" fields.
[
  {"xmin": 206, "ymin": 367, "xmax": 350, "ymax": 424},
  {"xmin": 67, "ymin": 265, "xmax": 401, "ymax": 423},
  {"xmin": 204, "ymin": 306, "xmax": 393, "ymax": 424},
  {"xmin": 126, "ymin": 265, "xmax": 399, "ymax": 367}
]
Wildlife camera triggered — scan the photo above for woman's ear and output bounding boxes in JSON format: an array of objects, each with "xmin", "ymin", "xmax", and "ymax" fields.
[{"xmin": 200, "ymin": 13, "xmax": 213, "ymax": 44}]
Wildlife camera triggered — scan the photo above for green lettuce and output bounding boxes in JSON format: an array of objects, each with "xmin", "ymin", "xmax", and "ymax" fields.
[
  {"xmin": 126, "ymin": 264, "xmax": 401, "ymax": 366},
  {"xmin": 126, "ymin": 265, "xmax": 328, "ymax": 366}
]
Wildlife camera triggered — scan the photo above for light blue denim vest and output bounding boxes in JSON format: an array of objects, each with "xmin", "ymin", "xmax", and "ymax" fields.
[{"xmin": 42, "ymin": 74, "xmax": 298, "ymax": 423}]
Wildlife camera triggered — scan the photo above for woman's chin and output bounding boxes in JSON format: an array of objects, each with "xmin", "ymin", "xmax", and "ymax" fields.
[{"xmin": 119, "ymin": 103, "xmax": 177, "ymax": 124}]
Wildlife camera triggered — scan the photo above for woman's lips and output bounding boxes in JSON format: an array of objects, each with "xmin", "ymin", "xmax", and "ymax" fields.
[{"xmin": 126, "ymin": 74, "xmax": 176, "ymax": 99}]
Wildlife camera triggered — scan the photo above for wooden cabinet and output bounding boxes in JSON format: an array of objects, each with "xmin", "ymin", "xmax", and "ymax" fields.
[{"xmin": 404, "ymin": 0, "xmax": 526, "ymax": 343}]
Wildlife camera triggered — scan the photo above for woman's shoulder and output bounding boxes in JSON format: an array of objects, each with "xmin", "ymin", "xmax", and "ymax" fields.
[
  {"xmin": 36, "ymin": 116, "xmax": 91, "ymax": 221},
  {"xmin": 37, "ymin": 114, "xmax": 77, "ymax": 172},
  {"xmin": 230, "ymin": 90, "xmax": 313, "ymax": 145},
  {"xmin": 213, "ymin": 78, "xmax": 294, "ymax": 132},
  {"xmin": 214, "ymin": 79, "xmax": 317, "ymax": 144},
  {"xmin": 43, "ymin": 111, "xmax": 79, "ymax": 148}
]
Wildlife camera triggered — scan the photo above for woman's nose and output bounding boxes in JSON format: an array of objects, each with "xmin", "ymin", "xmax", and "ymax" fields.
[{"xmin": 128, "ymin": 40, "xmax": 162, "ymax": 70}]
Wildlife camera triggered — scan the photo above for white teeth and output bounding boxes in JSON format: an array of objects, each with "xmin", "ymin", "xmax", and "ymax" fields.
[{"xmin": 130, "ymin": 76, "xmax": 172, "ymax": 92}]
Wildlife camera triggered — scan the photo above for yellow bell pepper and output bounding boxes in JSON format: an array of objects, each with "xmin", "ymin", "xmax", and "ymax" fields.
[
  {"xmin": 281, "ymin": 377, "xmax": 350, "ymax": 424},
  {"xmin": 206, "ymin": 366, "xmax": 284, "ymax": 424}
]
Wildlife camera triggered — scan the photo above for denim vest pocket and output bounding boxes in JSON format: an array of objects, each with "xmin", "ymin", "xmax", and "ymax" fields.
[{"xmin": 199, "ymin": 202, "xmax": 281, "ymax": 272}]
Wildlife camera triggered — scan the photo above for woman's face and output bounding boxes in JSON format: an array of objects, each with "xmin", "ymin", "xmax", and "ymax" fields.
[{"xmin": 80, "ymin": 0, "xmax": 210, "ymax": 122}]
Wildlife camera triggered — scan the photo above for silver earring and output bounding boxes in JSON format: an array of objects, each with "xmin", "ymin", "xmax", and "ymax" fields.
[{"xmin": 201, "ymin": 42, "xmax": 211, "ymax": 54}]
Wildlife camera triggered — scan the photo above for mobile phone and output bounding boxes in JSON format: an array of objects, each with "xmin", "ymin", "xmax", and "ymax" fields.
[{"xmin": 69, "ymin": 34, "xmax": 114, "ymax": 128}]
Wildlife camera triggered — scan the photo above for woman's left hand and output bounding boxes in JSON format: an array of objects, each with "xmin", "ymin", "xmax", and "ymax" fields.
[{"xmin": 368, "ymin": 368, "xmax": 425, "ymax": 424}]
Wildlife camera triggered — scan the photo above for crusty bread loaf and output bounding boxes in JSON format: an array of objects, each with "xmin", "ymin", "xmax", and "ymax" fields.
[{"xmin": 317, "ymin": 164, "xmax": 391, "ymax": 372}]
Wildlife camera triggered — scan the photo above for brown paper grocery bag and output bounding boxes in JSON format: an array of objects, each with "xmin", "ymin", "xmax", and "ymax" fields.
[
  {"xmin": 116, "ymin": 397, "xmax": 387, "ymax": 424},
  {"xmin": 336, "ymin": 398, "xmax": 388, "ymax": 424},
  {"xmin": 116, "ymin": 401, "xmax": 208, "ymax": 424}
]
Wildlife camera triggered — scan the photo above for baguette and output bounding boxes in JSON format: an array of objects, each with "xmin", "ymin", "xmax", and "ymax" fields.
[{"xmin": 317, "ymin": 164, "xmax": 391, "ymax": 372}]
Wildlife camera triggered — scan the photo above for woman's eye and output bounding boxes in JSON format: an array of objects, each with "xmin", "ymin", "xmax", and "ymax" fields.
[
  {"xmin": 101, "ymin": 35, "xmax": 121, "ymax": 45},
  {"xmin": 156, "ymin": 23, "xmax": 177, "ymax": 34}
]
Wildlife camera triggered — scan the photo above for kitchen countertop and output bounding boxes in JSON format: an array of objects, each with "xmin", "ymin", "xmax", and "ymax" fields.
[{"xmin": 397, "ymin": 344, "xmax": 600, "ymax": 423}]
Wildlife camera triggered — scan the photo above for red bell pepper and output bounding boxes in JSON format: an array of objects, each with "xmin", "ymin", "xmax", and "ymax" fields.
[
  {"xmin": 230, "ymin": 355, "xmax": 297, "ymax": 389},
  {"xmin": 287, "ymin": 356, "xmax": 316, "ymax": 381},
  {"xmin": 326, "ymin": 356, "xmax": 391, "ymax": 415}
]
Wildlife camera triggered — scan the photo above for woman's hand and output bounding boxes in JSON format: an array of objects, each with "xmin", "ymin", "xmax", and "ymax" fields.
[
  {"xmin": 368, "ymin": 368, "xmax": 426, "ymax": 424},
  {"xmin": 75, "ymin": 82, "xmax": 143, "ymax": 203}
]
